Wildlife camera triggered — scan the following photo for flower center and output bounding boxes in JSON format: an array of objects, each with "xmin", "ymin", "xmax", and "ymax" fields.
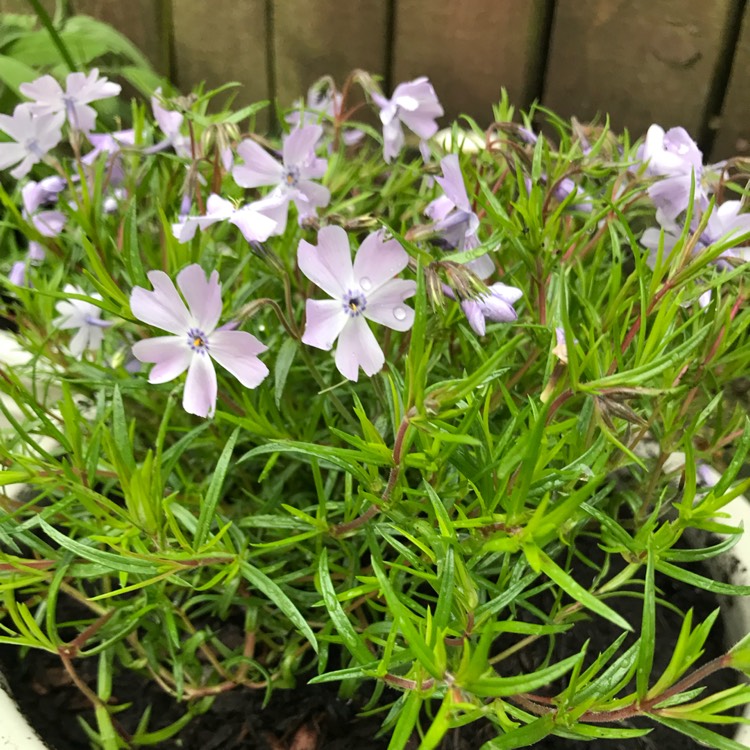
[
  {"xmin": 283, "ymin": 165, "xmax": 300, "ymax": 187},
  {"xmin": 187, "ymin": 327, "xmax": 210, "ymax": 354},
  {"xmin": 342, "ymin": 290, "xmax": 367, "ymax": 318},
  {"xmin": 24, "ymin": 138, "xmax": 43, "ymax": 157}
]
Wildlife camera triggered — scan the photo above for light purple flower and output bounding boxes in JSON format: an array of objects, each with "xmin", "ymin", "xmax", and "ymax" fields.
[
  {"xmin": 130, "ymin": 264, "xmax": 269, "ymax": 418},
  {"xmin": 372, "ymin": 77, "xmax": 443, "ymax": 163},
  {"xmin": 460, "ymin": 283, "xmax": 522, "ymax": 337},
  {"xmin": 425, "ymin": 154, "xmax": 493, "ymax": 279},
  {"xmin": 299, "ymin": 226, "xmax": 416, "ymax": 381},
  {"xmin": 8, "ymin": 261, "xmax": 26, "ymax": 286},
  {"xmin": 22, "ymin": 179, "xmax": 66, "ymax": 237},
  {"xmin": 20, "ymin": 69, "xmax": 120, "ymax": 133},
  {"xmin": 172, "ymin": 193, "xmax": 278, "ymax": 243},
  {"xmin": 53, "ymin": 284, "xmax": 112, "ymax": 358},
  {"xmin": 150, "ymin": 88, "xmax": 191, "ymax": 158},
  {"xmin": 233, "ymin": 125, "xmax": 330, "ymax": 233},
  {"xmin": 641, "ymin": 200, "xmax": 750, "ymax": 266},
  {"xmin": 82, "ymin": 129, "xmax": 135, "ymax": 184},
  {"xmin": 0, "ymin": 105, "xmax": 63, "ymax": 178},
  {"xmin": 638, "ymin": 124, "xmax": 707, "ymax": 221},
  {"xmin": 286, "ymin": 86, "xmax": 363, "ymax": 147}
]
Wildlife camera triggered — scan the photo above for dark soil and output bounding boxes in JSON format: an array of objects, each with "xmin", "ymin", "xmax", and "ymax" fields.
[{"xmin": 0, "ymin": 536, "xmax": 742, "ymax": 750}]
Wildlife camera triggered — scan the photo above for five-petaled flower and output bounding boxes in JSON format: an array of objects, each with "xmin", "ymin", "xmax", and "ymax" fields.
[
  {"xmin": 372, "ymin": 77, "xmax": 443, "ymax": 163},
  {"xmin": 53, "ymin": 285, "xmax": 112, "ymax": 358},
  {"xmin": 299, "ymin": 226, "xmax": 416, "ymax": 381},
  {"xmin": 130, "ymin": 264, "xmax": 269, "ymax": 418},
  {"xmin": 233, "ymin": 124, "xmax": 330, "ymax": 234},
  {"xmin": 0, "ymin": 104, "xmax": 63, "ymax": 178},
  {"xmin": 20, "ymin": 69, "xmax": 120, "ymax": 133},
  {"xmin": 425, "ymin": 154, "xmax": 494, "ymax": 279}
]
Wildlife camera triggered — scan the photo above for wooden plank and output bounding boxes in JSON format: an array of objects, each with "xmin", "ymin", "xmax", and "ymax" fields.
[
  {"xmin": 543, "ymin": 0, "xmax": 732, "ymax": 141},
  {"xmin": 391, "ymin": 0, "xmax": 548, "ymax": 125},
  {"xmin": 712, "ymin": 6, "xmax": 750, "ymax": 159},
  {"xmin": 72, "ymin": 0, "xmax": 168, "ymax": 75},
  {"xmin": 172, "ymin": 0, "xmax": 268, "ymax": 110},
  {"xmin": 274, "ymin": 0, "xmax": 388, "ymax": 107}
]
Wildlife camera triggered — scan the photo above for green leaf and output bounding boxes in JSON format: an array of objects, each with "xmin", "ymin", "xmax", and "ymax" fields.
[
  {"xmin": 194, "ymin": 428, "xmax": 239, "ymax": 548},
  {"xmin": 317, "ymin": 549, "xmax": 373, "ymax": 664},
  {"xmin": 274, "ymin": 338, "xmax": 298, "ymax": 407},
  {"xmin": 656, "ymin": 560, "xmax": 750, "ymax": 596},
  {"xmin": 481, "ymin": 715, "xmax": 555, "ymax": 749},
  {"xmin": 537, "ymin": 551, "xmax": 633, "ymax": 631},
  {"xmin": 467, "ymin": 652, "xmax": 582, "ymax": 697},
  {"xmin": 0, "ymin": 54, "xmax": 39, "ymax": 93},
  {"xmin": 239, "ymin": 561, "xmax": 317, "ymax": 652},
  {"xmin": 649, "ymin": 716, "xmax": 750, "ymax": 750}
]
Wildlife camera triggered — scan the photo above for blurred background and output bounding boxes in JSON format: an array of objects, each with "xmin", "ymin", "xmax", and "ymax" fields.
[{"xmin": 2, "ymin": 0, "xmax": 750, "ymax": 160}]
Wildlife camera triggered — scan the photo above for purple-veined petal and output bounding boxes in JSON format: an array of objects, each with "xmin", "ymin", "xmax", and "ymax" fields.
[
  {"xmin": 176, "ymin": 264, "xmax": 222, "ymax": 334},
  {"xmin": 249, "ymin": 191, "xmax": 290, "ymax": 236},
  {"xmin": 461, "ymin": 300, "xmax": 486, "ymax": 336},
  {"xmin": 425, "ymin": 194, "xmax": 454, "ymax": 222},
  {"xmin": 183, "ymin": 352, "xmax": 218, "ymax": 417},
  {"xmin": 352, "ymin": 231, "xmax": 410, "ymax": 293},
  {"xmin": 132, "ymin": 336, "xmax": 192, "ymax": 383},
  {"xmin": 229, "ymin": 207, "xmax": 278, "ymax": 242},
  {"xmin": 301, "ymin": 299, "xmax": 349, "ymax": 350},
  {"xmin": 282, "ymin": 124, "xmax": 323, "ymax": 167},
  {"xmin": 209, "ymin": 329, "xmax": 269, "ymax": 388},
  {"xmin": 435, "ymin": 154, "xmax": 471, "ymax": 211},
  {"xmin": 335, "ymin": 316, "xmax": 384, "ymax": 381},
  {"xmin": 297, "ymin": 225, "xmax": 353, "ymax": 298},
  {"xmin": 467, "ymin": 254, "xmax": 495, "ymax": 281},
  {"xmin": 363, "ymin": 279, "xmax": 416, "ymax": 331},
  {"xmin": 131, "ymin": 270, "xmax": 192, "ymax": 334},
  {"xmin": 294, "ymin": 179, "xmax": 330, "ymax": 209},
  {"xmin": 233, "ymin": 139, "xmax": 283, "ymax": 188}
]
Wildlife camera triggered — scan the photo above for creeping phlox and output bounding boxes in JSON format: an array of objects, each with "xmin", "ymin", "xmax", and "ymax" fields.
[{"xmin": 6, "ymin": 68, "xmax": 749, "ymax": 420}]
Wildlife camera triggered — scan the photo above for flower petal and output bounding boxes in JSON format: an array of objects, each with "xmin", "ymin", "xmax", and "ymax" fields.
[
  {"xmin": 132, "ymin": 336, "xmax": 192, "ymax": 383},
  {"xmin": 183, "ymin": 353, "xmax": 217, "ymax": 418},
  {"xmin": 297, "ymin": 225, "xmax": 353, "ymax": 298},
  {"xmin": 176, "ymin": 264, "xmax": 223, "ymax": 334},
  {"xmin": 302, "ymin": 299, "xmax": 348, "ymax": 350},
  {"xmin": 335, "ymin": 316, "xmax": 384, "ymax": 381},
  {"xmin": 229, "ymin": 207, "xmax": 278, "ymax": 242},
  {"xmin": 435, "ymin": 154, "xmax": 471, "ymax": 211},
  {"xmin": 461, "ymin": 300, "xmax": 486, "ymax": 336},
  {"xmin": 363, "ymin": 279, "xmax": 416, "ymax": 331},
  {"xmin": 352, "ymin": 231, "xmax": 410, "ymax": 293},
  {"xmin": 282, "ymin": 124, "xmax": 323, "ymax": 167},
  {"xmin": 294, "ymin": 179, "xmax": 330, "ymax": 209},
  {"xmin": 209, "ymin": 330, "xmax": 269, "ymax": 389},
  {"xmin": 130, "ymin": 270, "xmax": 192, "ymax": 335},
  {"xmin": 233, "ymin": 139, "xmax": 283, "ymax": 188}
]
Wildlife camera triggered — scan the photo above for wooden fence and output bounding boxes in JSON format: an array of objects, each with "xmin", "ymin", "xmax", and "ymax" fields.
[{"xmin": 3, "ymin": 0, "xmax": 750, "ymax": 160}]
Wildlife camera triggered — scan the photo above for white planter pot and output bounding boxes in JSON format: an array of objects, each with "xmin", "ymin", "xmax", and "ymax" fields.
[{"xmin": 1, "ymin": 478, "xmax": 749, "ymax": 748}]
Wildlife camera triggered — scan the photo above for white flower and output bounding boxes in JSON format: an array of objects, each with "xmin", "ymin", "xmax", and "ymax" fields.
[
  {"xmin": 0, "ymin": 105, "xmax": 62, "ymax": 179},
  {"xmin": 20, "ymin": 69, "xmax": 120, "ymax": 133},
  {"xmin": 53, "ymin": 285, "xmax": 111, "ymax": 358}
]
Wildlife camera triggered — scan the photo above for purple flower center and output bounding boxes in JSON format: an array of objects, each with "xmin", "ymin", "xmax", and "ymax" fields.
[
  {"xmin": 187, "ymin": 327, "xmax": 210, "ymax": 354},
  {"xmin": 342, "ymin": 290, "xmax": 367, "ymax": 318},
  {"xmin": 283, "ymin": 165, "xmax": 300, "ymax": 187},
  {"xmin": 24, "ymin": 138, "xmax": 44, "ymax": 157}
]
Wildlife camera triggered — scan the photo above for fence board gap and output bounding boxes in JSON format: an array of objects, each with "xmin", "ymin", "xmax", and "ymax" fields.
[
  {"xmin": 712, "ymin": 2, "xmax": 750, "ymax": 159},
  {"xmin": 543, "ymin": 0, "xmax": 733, "ymax": 143}
]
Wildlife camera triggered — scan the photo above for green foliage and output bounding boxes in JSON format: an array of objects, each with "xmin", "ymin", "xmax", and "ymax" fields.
[{"xmin": 1, "ymin": 58, "xmax": 749, "ymax": 750}]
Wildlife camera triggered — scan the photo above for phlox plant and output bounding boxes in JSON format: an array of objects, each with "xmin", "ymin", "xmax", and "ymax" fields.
[{"xmin": 2, "ymin": 61, "xmax": 750, "ymax": 750}]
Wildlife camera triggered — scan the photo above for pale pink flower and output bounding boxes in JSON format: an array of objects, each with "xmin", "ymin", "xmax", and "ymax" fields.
[
  {"xmin": 20, "ymin": 69, "xmax": 120, "ymax": 133},
  {"xmin": 233, "ymin": 125, "xmax": 330, "ymax": 233},
  {"xmin": 172, "ymin": 194, "xmax": 278, "ymax": 243},
  {"xmin": 150, "ymin": 88, "xmax": 191, "ymax": 158},
  {"xmin": 53, "ymin": 285, "xmax": 111, "ymax": 358},
  {"xmin": 299, "ymin": 227, "xmax": 415, "ymax": 381},
  {"xmin": 0, "ymin": 105, "xmax": 62, "ymax": 178},
  {"xmin": 130, "ymin": 264, "xmax": 269, "ymax": 418}
]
